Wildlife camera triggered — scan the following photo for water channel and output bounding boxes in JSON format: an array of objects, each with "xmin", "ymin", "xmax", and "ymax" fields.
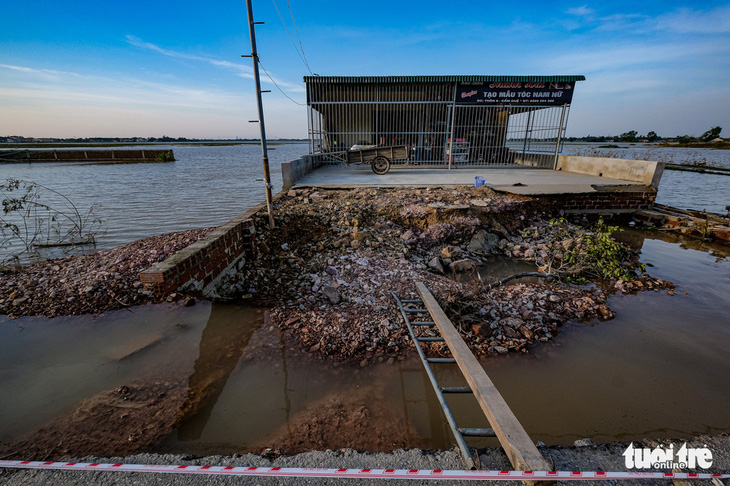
[{"xmin": 2, "ymin": 228, "xmax": 728, "ymax": 454}]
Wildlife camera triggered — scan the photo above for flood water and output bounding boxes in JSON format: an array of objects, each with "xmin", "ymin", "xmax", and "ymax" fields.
[
  {"xmin": 1, "ymin": 228, "xmax": 728, "ymax": 452},
  {"xmin": 0, "ymin": 143, "xmax": 306, "ymax": 261},
  {"xmin": 654, "ymin": 170, "xmax": 730, "ymax": 214}
]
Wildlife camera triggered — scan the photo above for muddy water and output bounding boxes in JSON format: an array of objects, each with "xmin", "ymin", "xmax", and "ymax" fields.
[
  {"xmin": 481, "ymin": 229, "xmax": 730, "ymax": 445},
  {"xmin": 1, "ymin": 229, "xmax": 729, "ymax": 454},
  {"xmin": 0, "ymin": 303, "xmax": 212, "ymax": 442}
]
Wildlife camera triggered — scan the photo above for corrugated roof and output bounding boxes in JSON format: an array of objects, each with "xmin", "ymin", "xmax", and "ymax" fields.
[{"xmin": 303, "ymin": 75, "xmax": 586, "ymax": 84}]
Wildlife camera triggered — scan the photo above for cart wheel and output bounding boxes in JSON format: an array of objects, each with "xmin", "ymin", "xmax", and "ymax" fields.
[{"xmin": 371, "ymin": 156, "xmax": 390, "ymax": 175}]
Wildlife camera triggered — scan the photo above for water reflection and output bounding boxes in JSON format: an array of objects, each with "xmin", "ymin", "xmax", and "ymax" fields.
[
  {"xmin": 175, "ymin": 304, "xmax": 265, "ymax": 440},
  {"xmin": 162, "ymin": 228, "xmax": 730, "ymax": 453},
  {"xmin": 157, "ymin": 310, "xmax": 446, "ymax": 455}
]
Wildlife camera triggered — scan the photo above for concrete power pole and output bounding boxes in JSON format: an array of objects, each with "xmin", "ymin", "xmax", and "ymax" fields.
[{"xmin": 244, "ymin": 0, "xmax": 275, "ymax": 229}]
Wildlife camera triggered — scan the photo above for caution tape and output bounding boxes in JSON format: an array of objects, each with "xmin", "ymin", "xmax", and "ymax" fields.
[{"xmin": 1, "ymin": 461, "xmax": 729, "ymax": 480}]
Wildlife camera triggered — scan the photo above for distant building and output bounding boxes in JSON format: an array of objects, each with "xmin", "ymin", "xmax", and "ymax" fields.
[{"xmin": 304, "ymin": 75, "xmax": 585, "ymax": 169}]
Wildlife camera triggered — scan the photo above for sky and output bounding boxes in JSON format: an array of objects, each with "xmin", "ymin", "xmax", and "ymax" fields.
[{"xmin": 1, "ymin": 0, "xmax": 729, "ymax": 139}]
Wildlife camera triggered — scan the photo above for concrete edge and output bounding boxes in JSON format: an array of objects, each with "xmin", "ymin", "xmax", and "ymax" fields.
[
  {"xmin": 556, "ymin": 155, "xmax": 666, "ymax": 189},
  {"xmin": 282, "ymin": 155, "xmax": 320, "ymax": 191}
]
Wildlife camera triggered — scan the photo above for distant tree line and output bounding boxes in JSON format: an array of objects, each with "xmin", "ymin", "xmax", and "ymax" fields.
[{"xmin": 565, "ymin": 127, "xmax": 722, "ymax": 143}]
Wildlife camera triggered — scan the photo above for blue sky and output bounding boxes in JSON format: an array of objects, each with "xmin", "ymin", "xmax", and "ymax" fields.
[{"xmin": 1, "ymin": 0, "xmax": 728, "ymax": 139}]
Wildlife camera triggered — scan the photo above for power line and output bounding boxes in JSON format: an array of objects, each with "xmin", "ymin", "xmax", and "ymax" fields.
[
  {"xmin": 271, "ymin": 0, "xmax": 312, "ymax": 75},
  {"xmin": 286, "ymin": 0, "xmax": 312, "ymax": 75},
  {"xmin": 258, "ymin": 60, "xmax": 305, "ymax": 106}
]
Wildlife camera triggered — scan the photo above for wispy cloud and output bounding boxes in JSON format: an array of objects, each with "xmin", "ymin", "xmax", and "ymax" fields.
[
  {"xmin": 0, "ymin": 63, "xmax": 81, "ymax": 81},
  {"xmin": 545, "ymin": 41, "xmax": 726, "ymax": 73},
  {"xmin": 125, "ymin": 35, "xmax": 305, "ymax": 93},
  {"xmin": 654, "ymin": 5, "xmax": 730, "ymax": 34},
  {"xmin": 566, "ymin": 5, "xmax": 594, "ymax": 17},
  {"xmin": 561, "ymin": 4, "xmax": 730, "ymax": 34},
  {"xmin": 0, "ymin": 62, "xmax": 257, "ymax": 112}
]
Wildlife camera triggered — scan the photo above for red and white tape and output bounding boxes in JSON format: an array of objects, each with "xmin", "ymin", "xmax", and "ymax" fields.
[{"xmin": 1, "ymin": 461, "xmax": 729, "ymax": 480}]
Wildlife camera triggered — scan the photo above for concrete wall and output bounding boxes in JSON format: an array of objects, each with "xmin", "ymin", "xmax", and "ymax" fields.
[
  {"xmin": 512, "ymin": 151, "xmax": 552, "ymax": 168},
  {"xmin": 139, "ymin": 207, "xmax": 260, "ymax": 298},
  {"xmin": 556, "ymin": 155, "xmax": 665, "ymax": 189},
  {"xmin": 281, "ymin": 155, "xmax": 319, "ymax": 190}
]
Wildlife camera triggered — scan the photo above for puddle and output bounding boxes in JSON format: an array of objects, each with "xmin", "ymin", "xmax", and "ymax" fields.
[
  {"xmin": 1, "ymin": 229, "xmax": 729, "ymax": 455},
  {"xmin": 448, "ymin": 254, "xmax": 538, "ymax": 283}
]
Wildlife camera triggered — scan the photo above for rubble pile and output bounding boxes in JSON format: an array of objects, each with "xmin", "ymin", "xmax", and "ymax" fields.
[
  {"xmin": 221, "ymin": 187, "xmax": 668, "ymax": 364},
  {"xmin": 0, "ymin": 228, "xmax": 212, "ymax": 318}
]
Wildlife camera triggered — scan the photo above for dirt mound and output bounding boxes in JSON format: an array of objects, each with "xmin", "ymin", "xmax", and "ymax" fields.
[
  {"xmin": 0, "ymin": 381, "xmax": 188, "ymax": 460},
  {"xmin": 254, "ymin": 388, "xmax": 428, "ymax": 455}
]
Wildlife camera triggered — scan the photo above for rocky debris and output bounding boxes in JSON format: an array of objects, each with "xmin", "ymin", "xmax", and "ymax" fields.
[
  {"xmin": 449, "ymin": 259, "xmax": 476, "ymax": 273},
  {"xmin": 441, "ymin": 282, "xmax": 616, "ymax": 356},
  {"xmin": 502, "ymin": 217, "xmax": 651, "ymax": 281},
  {"xmin": 467, "ymin": 229, "xmax": 499, "ymax": 254},
  {"xmin": 574, "ymin": 438, "xmax": 596, "ymax": 448},
  {"xmin": 217, "ymin": 187, "xmax": 670, "ymax": 364},
  {"xmin": 440, "ymin": 245, "xmax": 462, "ymax": 259},
  {"xmin": 428, "ymin": 256, "xmax": 445, "ymax": 274},
  {"xmin": 614, "ymin": 275, "xmax": 675, "ymax": 294},
  {"xmin": 321, "ymin": 285, "xmax": 341, "ymax": 304},
  {"xmin": 0, "ymin": 228, "xmax": 213, "ymax": 318}
]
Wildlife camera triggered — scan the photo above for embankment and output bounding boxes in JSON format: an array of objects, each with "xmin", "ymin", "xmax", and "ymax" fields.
[{"xmin": 0, "ymin": 149, "xmax": 174, "ymax": 164}]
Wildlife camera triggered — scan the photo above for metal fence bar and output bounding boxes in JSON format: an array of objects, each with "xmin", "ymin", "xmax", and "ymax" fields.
[{"xmin": 306, "ymin": 81, "xmax": 572, "ymax": 168}]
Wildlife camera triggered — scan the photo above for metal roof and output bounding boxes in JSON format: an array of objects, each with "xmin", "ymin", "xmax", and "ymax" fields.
[{"xmin": 303, "ymin": 75, "xmax": 586, "ymax": 84}]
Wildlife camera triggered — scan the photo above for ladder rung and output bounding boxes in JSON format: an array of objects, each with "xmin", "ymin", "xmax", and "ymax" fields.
[
  {"xmin": 417, "ymin": 336, "xmax": 444, "ymax": 342},
  {"xmin": 440, "ymin": 386, "xmax": 472, "ymax": 394},
  {"xmin": 411, "ymin": 321, "xmax": 435, "ymax": 326},
  {"xmin": 459, "ymin": 427, "xmax": 496, "ymax": 437},
  {"xmin": 405, "ymin": 309, "xmax": 429, "ymax": 313},
  {"xmin": 427, "ymin": 357, "xmax": 456, "ymax": 364},
  {"xmin": 400, "ymin": 299, "xmax": 423, "ymax": 303}
]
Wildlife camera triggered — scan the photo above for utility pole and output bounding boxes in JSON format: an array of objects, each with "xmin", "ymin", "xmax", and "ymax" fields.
[{"xmin": 243, "ymin": 0, "xmax": 275, "ymax": 228}]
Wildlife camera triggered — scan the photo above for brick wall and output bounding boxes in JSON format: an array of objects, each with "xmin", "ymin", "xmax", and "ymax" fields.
[
  {"xmin": 139, "ymin": 213, "xmax": 256, "ymax": 297},
  {"xmin": 541, "ymin": 189, "xmax": 657, "ymax": 214}
]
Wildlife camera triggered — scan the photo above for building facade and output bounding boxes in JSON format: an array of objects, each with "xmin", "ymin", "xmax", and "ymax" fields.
[{"xmin": 304, "ymin": 75, "xmax": 585, "ymax": 169}]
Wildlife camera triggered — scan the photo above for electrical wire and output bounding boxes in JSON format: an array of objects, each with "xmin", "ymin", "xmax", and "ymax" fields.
[
  {"xmin": 258, "ymin": 60, "xmax": 305, "ymax": 106},
  {"xmin": 271, "ymin": 0, "xmax": 312, "ymax": 75},
  {"xmin": 286, "ymin": 0, "xmax": 312, "ymax": 75}
]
